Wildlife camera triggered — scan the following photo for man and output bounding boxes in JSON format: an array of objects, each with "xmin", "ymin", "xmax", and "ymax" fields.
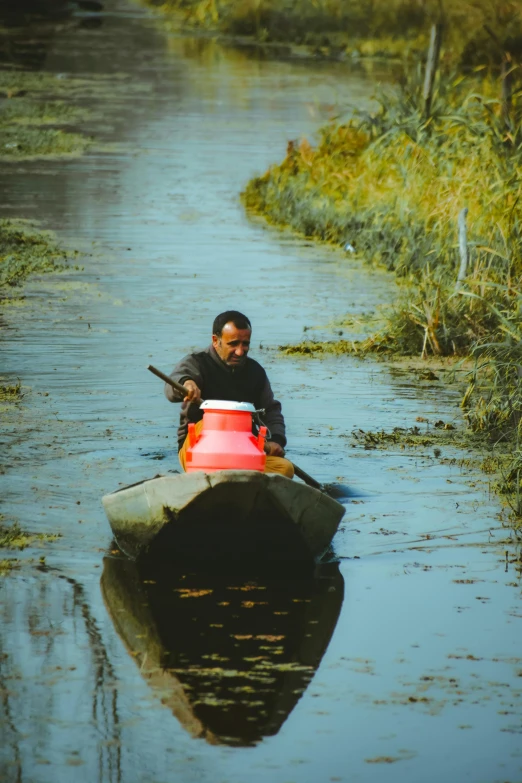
[{"xmin": 165, "ymin": 310, "xmax": 294, "ymax": 478}]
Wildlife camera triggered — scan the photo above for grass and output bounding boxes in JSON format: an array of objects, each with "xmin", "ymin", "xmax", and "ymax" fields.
[
  {"xmin": 145, "ymin": 0, "xmax": 522, "ymax": 64},
  {"xmin": 244, "ymin": 69, "xmax": 522, "ymax": 353},
  {"xmin": 243, "ymin": 66, "xmax": 522, "ymax": 521}
]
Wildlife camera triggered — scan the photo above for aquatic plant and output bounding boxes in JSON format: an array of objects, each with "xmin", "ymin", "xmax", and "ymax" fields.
[
  {"xmin": 0, "ymin": 71, "xmax": 92, "ymax": 159},
  {"xmin": 147, "ymin": 0, "xmax": 522, "ymax": 63},
  {"xmin": 0, "ymin": 381, "xmax": 22, "ymax": 402},
  {"xmin": 244, "ymin": 66, "xmax": 522, "ymax": 518},
  {"xmin": 0, "ymin": 522, "xmax": 32, "ymax": 550},
  {"xmin": 0, "ymin": 98, "xmax": 88, "ymax": 126},
  {"xmin": 0, "ymin": 125, "xmax": 90, "ymax": 158},
  {"xmin": 245, "ymin": 67, "xmax": 522, "ymax": 353},
  {"xmin": 0, "ymin": 520, "xmax": 59, "ymax": 550},
  {"xmin": 0, "ymin": 219, "xmax": 70, "ymax": 290},
  {"xmin": 0, "ymin": 559, "xmax": 20, "ymax": 575}
]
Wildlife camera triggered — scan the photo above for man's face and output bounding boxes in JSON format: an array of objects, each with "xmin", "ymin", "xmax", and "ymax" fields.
[{"xmin": 212, "ymin": 322, "xmax": 251, "ymax": 367}]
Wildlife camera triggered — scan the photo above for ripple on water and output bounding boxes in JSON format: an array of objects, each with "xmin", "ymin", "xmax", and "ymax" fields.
[{"xmin": 0, "ymin": 3, "xmax": 521, "ymax": 782}]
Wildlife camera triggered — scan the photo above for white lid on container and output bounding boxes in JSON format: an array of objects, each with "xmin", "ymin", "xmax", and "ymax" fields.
[{"xmin": 200, "ymin": 400, "xmax": 256, "ymax": 413}]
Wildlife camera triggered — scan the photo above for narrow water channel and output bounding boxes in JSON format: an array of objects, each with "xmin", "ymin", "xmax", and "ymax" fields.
[{"xmin": 1, "ymin": 2, "xmax": 521, "ymax": 781}]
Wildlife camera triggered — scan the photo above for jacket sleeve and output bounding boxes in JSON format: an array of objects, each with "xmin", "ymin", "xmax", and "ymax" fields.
[
  {"xmin": 257, "ymin": 373, "xmax": 287, "ymax": 448},
  {"xmin": 164, "ymin": 353, "xmax": 204, "ymax": 403}
]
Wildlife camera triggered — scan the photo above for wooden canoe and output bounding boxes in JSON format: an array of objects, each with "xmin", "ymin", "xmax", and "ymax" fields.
[{"xmin": 101, "ymin": 470, "xmax": 345, "ymax": 562}]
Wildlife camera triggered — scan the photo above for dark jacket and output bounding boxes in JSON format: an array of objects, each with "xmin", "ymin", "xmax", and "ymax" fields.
[{"xmin": 165, "ymin": 345, "xmax": 287, "ymax": 450}]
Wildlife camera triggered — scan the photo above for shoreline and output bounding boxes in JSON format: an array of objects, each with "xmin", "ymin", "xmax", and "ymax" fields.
[{"xmin": 139, "ymin": 0, "xmax": 522, "ymax": 67}]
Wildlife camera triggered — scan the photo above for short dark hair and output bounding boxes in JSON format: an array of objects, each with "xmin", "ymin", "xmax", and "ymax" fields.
[{"xmin": 213, "ymin": 310, "xmax": 251, "ymax": 337}]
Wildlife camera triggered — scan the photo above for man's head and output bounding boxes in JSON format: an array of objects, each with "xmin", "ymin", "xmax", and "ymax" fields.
[{"xmin": 212, "ymin": 310, "xmax": 252, "ymax": 368}]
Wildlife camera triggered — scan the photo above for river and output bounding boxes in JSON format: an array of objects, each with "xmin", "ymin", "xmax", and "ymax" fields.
[{"xmin": 1, "ymin": 2, "xmax": 521, "ymax": 782}]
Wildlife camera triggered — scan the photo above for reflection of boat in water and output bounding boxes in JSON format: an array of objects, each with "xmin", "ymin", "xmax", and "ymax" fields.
[{"xmin": 101, "ymin": 556, "xmax": 344, "ymax": 747}]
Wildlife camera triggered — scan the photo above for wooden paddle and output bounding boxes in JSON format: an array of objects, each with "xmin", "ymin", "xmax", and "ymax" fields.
[{"xmin": 146, "ymin": 364, "xmax": 330, "ymax": 493}]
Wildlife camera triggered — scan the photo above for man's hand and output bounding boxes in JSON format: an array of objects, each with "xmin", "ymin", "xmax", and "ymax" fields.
[
  {"xmin": 264, "ymin": 440, "xmax": 285, "ymax": 458},
  {"xmin": 183, "ymin": 380, "xmax": 202, "ymax": 403}
]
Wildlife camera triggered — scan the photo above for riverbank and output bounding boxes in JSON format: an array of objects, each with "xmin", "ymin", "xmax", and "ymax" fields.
[
  {"xmin": 243, "ymin": 67, "xmax": 522, "ymax": 524},
  {"xmin": 143, "ymin": 0, "xmax": 521, "ymax": 65}
]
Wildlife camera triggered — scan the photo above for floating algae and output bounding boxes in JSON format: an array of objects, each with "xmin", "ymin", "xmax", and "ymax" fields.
[
  {"xmin": 0, "ymin": 381, "xmax": 22, "ymax": 402},
  {"xmin": 0, "ymin": 218, "xmax": 74, "ymax": 291},
  {"xmin": 0, "ymin": 519, "xmax": 61, "ymax": 575},
  {"xmin": 0, "ymin": 124, "xmax": 90, "ymax": 158},
  {"xmin": 0, "ymin": 70, "xmax": 92, "ymax": 158},
  {"xmin": 0, "ymin": 520, "xmax": 61, "ymax": 551},
  {"xmin": 0, "ymin": 98, "xmax": 89, "ymax": 126}
]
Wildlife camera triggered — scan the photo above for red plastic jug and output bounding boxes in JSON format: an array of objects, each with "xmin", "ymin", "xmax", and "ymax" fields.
[{"xmin": 185, "ymin": 400, "xmax": 267, "ymax": 472}]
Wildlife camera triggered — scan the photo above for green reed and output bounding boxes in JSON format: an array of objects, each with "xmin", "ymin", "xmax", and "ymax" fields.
[
  {"xmin": 149, "ymin": 0, "xmax": 521, "ymax": 63},
  {"xmin": 243, "ymin": 66, "xmax": 522, "ymax": 519}
]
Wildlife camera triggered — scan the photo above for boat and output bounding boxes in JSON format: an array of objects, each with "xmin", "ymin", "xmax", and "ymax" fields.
[
  {"xmin": 101, "ymin": 469, "xmax": 345, "ymax": 563},
  {"xmin": 100, "ymin": 555, "xmax": 344, "ymax": 746}
]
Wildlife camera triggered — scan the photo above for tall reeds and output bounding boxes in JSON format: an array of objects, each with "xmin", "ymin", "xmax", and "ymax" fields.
[
  {"xmin": 243, "ymin": 67, "xmax": 522, "ymax": 518},
  {"xmin": 151, "ymin": 0, "xmax": 522, "ymax": 63}
]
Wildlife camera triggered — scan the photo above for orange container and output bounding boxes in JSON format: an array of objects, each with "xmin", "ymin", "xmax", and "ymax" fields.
[{"xmin": 185, "ymin": 400, "xmax": 267, "ymax": 472}]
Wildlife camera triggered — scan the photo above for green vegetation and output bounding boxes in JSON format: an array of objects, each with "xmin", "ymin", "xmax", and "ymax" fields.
[
  {"xmin": 0, "ymin": 71, "xmax": 92, "ymax": 158},
  {"xmin": 0, "ymin": 98, "xmax": 88, "ymax": 126},
  {"xmin": 0, "ymin": 381, "xmax": 22, "ymax": 402},
  {"xmin": 243, "ymin": 66, "xmax": 522, "ymax": 521},
  {"xmin": 352, "ymin": 424, "xmax": 520, "ymax": 517},
  {"xmin": 0, "ymin": 219, "xmax": 72, "ymax": 291},
  {"xmin": 0, "ymin": 520, "xmax": 60, "ymax": 549},
  {"xmin": 147, "ymin": 0, "xmax": 521, "ymax": 63},
  {"xmin": 0, "ymin": 125, "xmax": 90, "ymax": 158},
  {"xmin": 1, "ymin": 521, "xmax": 34, "ymax": 550},
  {"xmin": 0, "ymin": 73, "xmax": 90, "ymax": 289},
  {"xmin": 0, "ymin": 559, "xmax": 19, "ymax": 575},
  {"xmin": 0, "ymin": 520, "xmax": 60, "ymax": 575},
  {"xmin": 0, "ymin": 380, "xmax": 23, "ymax": 410},
  {"xmin": 244, "ymin": 70, "xmax": 521, "ymax": 357}
]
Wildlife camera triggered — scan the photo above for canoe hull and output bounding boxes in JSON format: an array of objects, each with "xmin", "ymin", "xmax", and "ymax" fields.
[{"xmin": 102, "ymin": 470, "xmax": 345, "ymax": 562}]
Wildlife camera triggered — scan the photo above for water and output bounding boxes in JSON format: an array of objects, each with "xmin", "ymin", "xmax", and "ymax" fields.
[{"xmin": 1, "ymin": 2, "xmax": 521, "ymax": 781}]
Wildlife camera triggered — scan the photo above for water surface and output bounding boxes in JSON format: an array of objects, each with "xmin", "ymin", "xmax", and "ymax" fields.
[{"xmin": 1, "ymin": 3, "xmax": 521, "ymax": 782}]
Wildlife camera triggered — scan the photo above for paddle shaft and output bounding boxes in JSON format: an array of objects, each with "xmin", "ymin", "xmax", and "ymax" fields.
[
  {"xmin": 147, "ymin": 364, "xmax": 189, "ymax": 398},
  {"xmin": 147, "ymin": 364, "xmax": 325, "ymax": 491}
]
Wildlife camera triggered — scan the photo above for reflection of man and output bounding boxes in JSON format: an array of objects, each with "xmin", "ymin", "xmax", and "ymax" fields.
[{"xmin": 165, "ymin": 310, "xmax": 294, "ymax": 478}]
